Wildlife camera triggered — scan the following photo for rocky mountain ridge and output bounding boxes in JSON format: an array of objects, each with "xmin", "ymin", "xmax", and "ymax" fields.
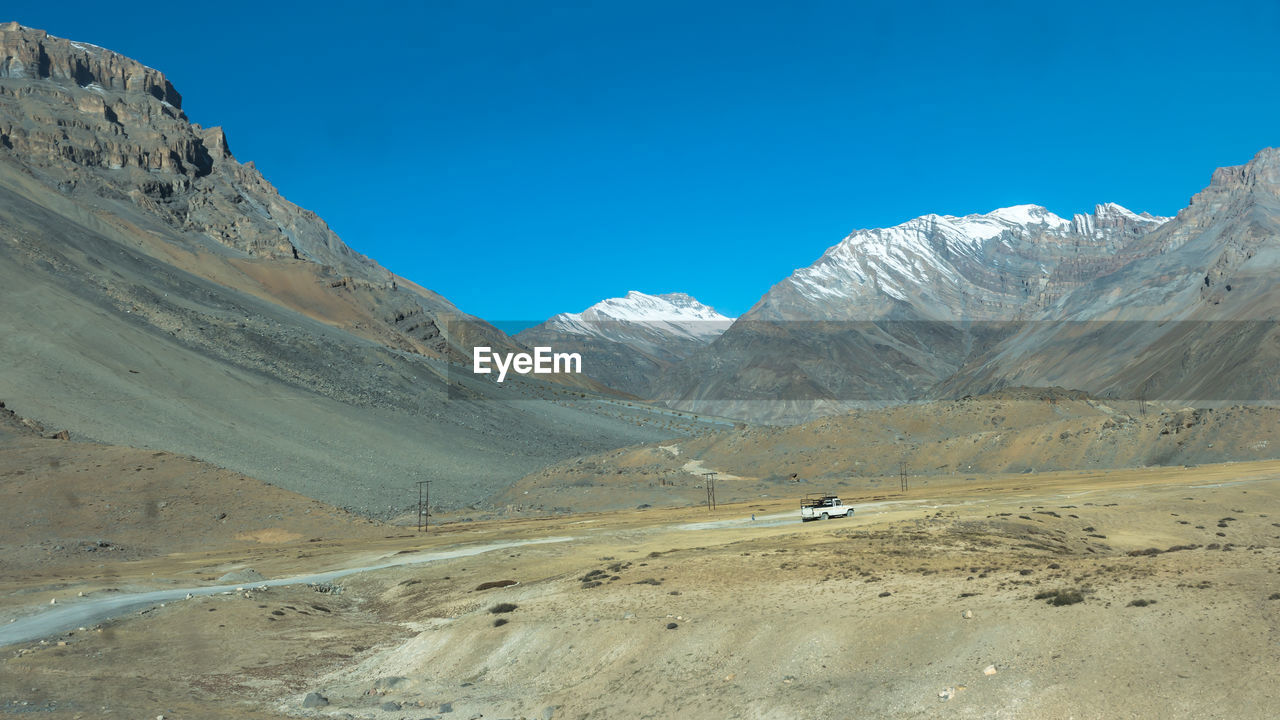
[
  {"xmin": 651, "ymin": 200, "xmax": 1173, "ymax": 422},
  {"xmin": 657, "ymin": 148, "xmax": 1280, "ymax": 423},
  {"xmin": 0, "ymin": 22, "xmax": 364, "ymax": 269},
  {"xmin": 943, "ymin": 147, "xmax": 1280, "ymax": 404},
  {"xmin": 751, "ymin": 202, "xmax": 1171, "ymax": 322}
]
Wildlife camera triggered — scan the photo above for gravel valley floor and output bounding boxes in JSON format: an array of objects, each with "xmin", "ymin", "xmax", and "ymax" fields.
[{"xmin": 3, "ymin": 460, "xmax": 1279, "ymax": 719}]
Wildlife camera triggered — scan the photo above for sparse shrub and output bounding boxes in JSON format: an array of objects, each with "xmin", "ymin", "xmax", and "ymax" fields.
[
  {"xmin": 1127, "ymin": 548, "xmax": 1162, "ymax": 557},
  {"xmin": 493, "ymin": 618, "xmax": 508, "ymax": 627},
  {"xmin": 1048, "ymin": 591, "xmax": 1084, "ymax": 606},
  {"xmin": 633, "ymin": 578, "xmax": 662, "ymax": 585},
  {"xmin": 1128, "ymin": 599, "xmax": 1157, "ymax": 607},
  {"xmin": 1269, "ymin": 593, "xmax": 1280, "ymax": 600},
  {"xmin": 489, "ymin": 602, "xmax": 518, "ymax": 614},
  {"xmin": 581, "ymin": 580, "xmax": 602, "ymax": 589},
  {"xmin": 1034, "ymin": 589, "xmax": 1085, "ymax": 606},
  {"xmin": 475, "ymin": 580, "xmax": 518, "ymax": 591}
]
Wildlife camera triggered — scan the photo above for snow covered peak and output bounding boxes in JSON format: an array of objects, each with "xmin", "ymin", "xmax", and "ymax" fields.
[
  {"xmin": 570, "ymin": 291, "xmax": 732, "ymax": 325},
  {"xmin": 762, "ymin": 201, "xmax": 1172, "ymax": 319},
  {"xmin": 907, "ymin": 205, "xmax": 1071, "ymax": 244},
  {"xmin": 1093, "ymin": 202, "xmax": 1169, "ymax": 223},
  {"xmin": 1073, "ymin": 202, "xmax": 1172, "ymax": 236},
  {"xmin": 545, "ymin": 291, "xmax": 734, "ymax": 342},
  {"xmin": 987, "ymin": 204, "xmax": 1071, "ymax": 228}
]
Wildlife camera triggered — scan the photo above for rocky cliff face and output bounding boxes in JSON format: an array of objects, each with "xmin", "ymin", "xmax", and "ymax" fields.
[
  {"xmin": 0, "ymin": 21, "xmax": 180, "ymax": 104},
  {"xmin": 0, "ymin": 21, "xmax": 381, "ymax": 272}
]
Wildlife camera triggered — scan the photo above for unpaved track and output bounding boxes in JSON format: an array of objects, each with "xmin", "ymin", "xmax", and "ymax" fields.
[
  {"xmin": 7, "ymin": 465, "xmax": 1277, "ymax": 647},
  {"xmin": 0, "ymin": 495, "xmax": 904, "ymax": 645},
  {"xmin": 0, "ymin": 537, "xmax": 569, "ymax": 647}
]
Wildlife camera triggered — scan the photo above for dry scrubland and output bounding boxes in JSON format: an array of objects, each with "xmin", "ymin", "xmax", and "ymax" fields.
[
  {"xmin": 503, "ymin": 390, "xmax": 1280, "ymax": 514},
  {"xmin": 2, "ymin": 449, "xmax": 1279, "ymax": 719},
  {"xmin": 0, "ymin": 405, "xmax": 389, "ymax": 585}
]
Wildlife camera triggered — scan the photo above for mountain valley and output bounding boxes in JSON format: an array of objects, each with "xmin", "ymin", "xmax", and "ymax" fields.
[{"xmin": 1, "ymin": 18, "xmax": 1279, "ymax": 720}]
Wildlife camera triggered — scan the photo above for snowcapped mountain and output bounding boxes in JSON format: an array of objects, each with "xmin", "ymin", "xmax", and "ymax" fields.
[
  {"xmin": 754, "ymin": 203, "xmax": 1171, "ymax": 322},
  {"xmin": 657, "ymin": 202, "xmax": 1173, "ymax": 423},
  {"xmin": 517, "ymin": 292, "xmax": 733, "ymax": 396},
  {"xmin": 944, "ymin": 148, "xmax": 1280, "ymax": 404},
  {"xmin": 544, "ymin": 291, "xmax": 734, "ymax": 343}
]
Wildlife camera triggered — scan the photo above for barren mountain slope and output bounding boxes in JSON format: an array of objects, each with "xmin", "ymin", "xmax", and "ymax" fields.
[
  {"xmin": 0, "ymin": 23, "xmax": 688, "ymax": 514},
  {"xmin": 0, "ymin": 401, "xmax": 387, "ymax": 579},
  {"xmin": 654, "ymin": 204, "xmax": 1171, "ymax": 423},
  {"xmin": 945, "ymin": 148, "xmax": 1280, "ymax": 404}
]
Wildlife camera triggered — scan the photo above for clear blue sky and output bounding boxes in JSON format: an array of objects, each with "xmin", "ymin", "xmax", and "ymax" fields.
[{"xmin": 22, "ymin": 1, "xmax": 1280, "ymax": 323}]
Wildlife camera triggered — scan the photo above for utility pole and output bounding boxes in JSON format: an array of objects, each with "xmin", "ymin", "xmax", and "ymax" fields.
[
  {"xmin": 899, "ymin": 460, "xmax": 908, "ymax": 493},
  {"xmin": 416, "ymin": 480, "xmax": 430, "ymax": 532},
  {"xmin": 703, "ymin": 472, "xmax": 717, "ymax": 510}
]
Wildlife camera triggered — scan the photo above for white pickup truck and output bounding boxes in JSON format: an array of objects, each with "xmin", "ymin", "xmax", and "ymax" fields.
[{"xmin": 800, "ymin": 494, "xmax": 855, "ymax": 522}]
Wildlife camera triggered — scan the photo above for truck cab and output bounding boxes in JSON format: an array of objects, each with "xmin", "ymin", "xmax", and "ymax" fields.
[{"xmin": 800, "ymin": 493, "xmax": 855, "ymax": 522}]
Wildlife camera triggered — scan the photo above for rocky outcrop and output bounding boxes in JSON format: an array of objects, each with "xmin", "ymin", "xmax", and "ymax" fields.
[
  {"xmin": 0, "ymin": 398, "xmax": 67, "ymax": 439},
  {"xmin": 0, "ymin": 22, "xmax": 378, "ymax": 272},
  {"xmin": 0, "ymin": 22, "xmax": 180, "ymax": 106}
]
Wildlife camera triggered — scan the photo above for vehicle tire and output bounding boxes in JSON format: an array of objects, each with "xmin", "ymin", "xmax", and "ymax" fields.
[
  {"xmin": 821, "ymin": 512, "xmax": 829, "ymax": 520},
  {"xmin": 846, "ymin": 510, "xmax": 854, "ymax": 518}
]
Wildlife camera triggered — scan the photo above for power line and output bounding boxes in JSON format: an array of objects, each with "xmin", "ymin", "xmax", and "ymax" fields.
[{"xmin": 417, "ymin": 479, "xmax": 432, "ymax": 530}]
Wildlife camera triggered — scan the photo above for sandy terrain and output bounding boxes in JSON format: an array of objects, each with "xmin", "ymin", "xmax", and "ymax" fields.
[{"xmin": 2, "ymin": 459, "xmax": 1278, "ymax": 719}]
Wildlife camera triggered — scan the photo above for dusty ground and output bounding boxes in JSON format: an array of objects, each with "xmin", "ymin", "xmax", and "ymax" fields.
[
  {"xmin": 0, "ymin": 426, "xmax": 390, "ymax": 590},
  {"xmin": 501, "ymin": 390, "xmax": 1280, "ymax": 514},
  {"xmin": 2, "ymin": 459, "xmax": 1278, "ymax": 719}
]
